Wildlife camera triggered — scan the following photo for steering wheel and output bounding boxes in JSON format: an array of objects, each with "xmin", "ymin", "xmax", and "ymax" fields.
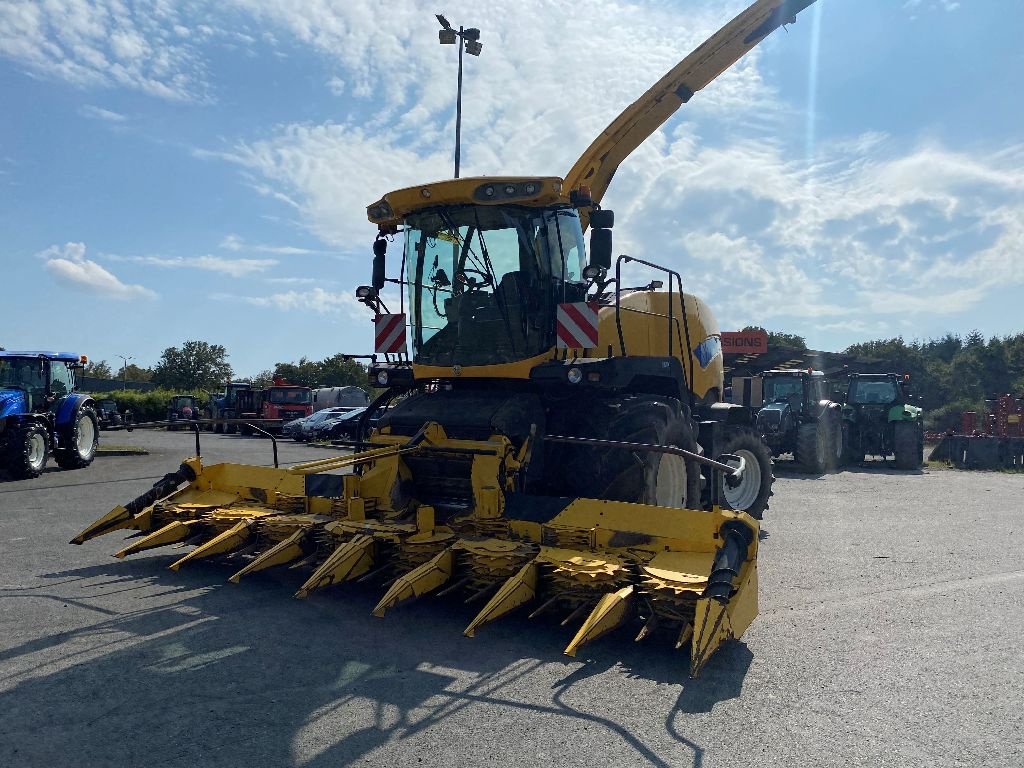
[{"xmin": 455, "ymin": 268, "xmax": 492, "ymax": 291}]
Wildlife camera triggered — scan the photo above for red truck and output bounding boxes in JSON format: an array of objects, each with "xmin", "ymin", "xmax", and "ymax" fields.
[{"xmin": 237, "ymin": 378, "xmax": 313, "ymax": 434}]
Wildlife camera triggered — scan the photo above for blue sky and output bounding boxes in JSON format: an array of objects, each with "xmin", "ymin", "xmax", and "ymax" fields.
[{"xmin": 2, "ymin": 0, "xmax": 1022, "ymax": 377}]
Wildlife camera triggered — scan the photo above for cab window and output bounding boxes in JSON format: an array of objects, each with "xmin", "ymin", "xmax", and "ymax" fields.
[{"xmin": 50, "ymin": 362, "xmax": 75, "ymax": 396}]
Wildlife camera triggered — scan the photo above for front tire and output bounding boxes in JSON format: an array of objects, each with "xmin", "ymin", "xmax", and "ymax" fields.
[
  {"xmin": 719, "ymin": 427, "xmax": 774, "ymax": 520},
  {"xmin": 3, "ymin": 422, "xmax": 49, "ymax": 478},
  {"xmin": 54, "ymin": 406, "xmax": 99, "ymax": 470},
  {"xmin": 563, "ymin": 396, "xmax": 701, "ymax": 509}
]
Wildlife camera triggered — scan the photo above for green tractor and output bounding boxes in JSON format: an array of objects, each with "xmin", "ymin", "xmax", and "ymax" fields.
[
  {"xmin": 842, "ymin": 373, "xmax": 924, "ymax": 469},
  {"xmin": 754, "ymin": 369, "xmax": 844, "ymax": 473}
]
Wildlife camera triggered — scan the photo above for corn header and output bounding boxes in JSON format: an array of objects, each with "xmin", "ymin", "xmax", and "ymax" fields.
[{"xmin": 73, "ymin": 0, "xmax": 817, "ymax": 676}]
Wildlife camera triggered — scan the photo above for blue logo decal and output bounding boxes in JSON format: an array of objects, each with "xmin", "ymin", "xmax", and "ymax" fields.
[{"xmin": 694, "ymin": 336, "xmax": 722, "ymax": 369}]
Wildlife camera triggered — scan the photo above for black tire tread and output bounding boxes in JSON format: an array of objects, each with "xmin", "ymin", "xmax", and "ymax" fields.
[{"xmin": 893, "ymin": 421, "xmax": 922, "ymax": 470}]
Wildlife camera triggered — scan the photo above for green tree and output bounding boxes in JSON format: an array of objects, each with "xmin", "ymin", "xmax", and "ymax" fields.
[
  {"xmin": 272, "ymin": 354, "xmax": 369, "ymax": 391},
  {"xmin": 151, "ymin": 341, "xmax": 232, "ymax": 391},
  {"xmin": 122, "ymin": 363, "xmax": 153, "ymax": 383},
  {"xmin": 84, "ymin": 359, "xmax": 113, "ymax": 378},
  {"xmin": 741, "ymin": 326, "xmax": 807, "ymax": 351}
]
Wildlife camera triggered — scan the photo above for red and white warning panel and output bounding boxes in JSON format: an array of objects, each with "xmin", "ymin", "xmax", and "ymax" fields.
[
  {"xmin": 556, "ymin": 302, "xmax": 599, "ymax": 349},
  {"xmin": 375, "ymin": 313, "xmax": 407, "ymax": 354}
]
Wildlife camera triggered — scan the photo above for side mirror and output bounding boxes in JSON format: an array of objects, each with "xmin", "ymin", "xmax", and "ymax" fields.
[
  {"xmin": 589, "ymin": 228, "xmax": 612, "ymax": 270},
  {"xmin": 372, "ymin": 239, "xmax": 386, "ymax": 291},
  {"xmin": 590, "ymin": 209, "xmax": 614, "ymax": 229}
]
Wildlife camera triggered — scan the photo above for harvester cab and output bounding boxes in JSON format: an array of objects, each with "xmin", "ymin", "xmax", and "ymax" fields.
[
  {"xmin": 73, "ymin": 0, "xmax": 818, "ymax": 676},
  {"xmin": 842, "ymin": 373, "xmax": 924, "ymax": 469},
  {"xmin": 0, "ymin": 351, "xmax": 98, "ymax": 479},
  {"xmin": 756, "ymin": 369, "xmax": 844, "ymax": 473}
]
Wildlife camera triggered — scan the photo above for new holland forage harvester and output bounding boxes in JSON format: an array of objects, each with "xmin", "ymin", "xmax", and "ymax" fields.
[{"xmin": 73, "ymin": 0, "xmax": 817, "ymax": 676}]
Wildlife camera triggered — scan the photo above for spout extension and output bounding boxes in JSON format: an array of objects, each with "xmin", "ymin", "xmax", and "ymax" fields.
[{"xmin": 704, "ymin": 521, "xmax": 755, "ymax": 603}]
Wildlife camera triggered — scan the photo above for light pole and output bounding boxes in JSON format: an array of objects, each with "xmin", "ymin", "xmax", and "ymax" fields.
[
  {"xmin": 116, "ymin": 354, "xmax": 134, "ymax": 391},
  {"xmin": 436, "ymin": 13, "xmax": 482, "ymax": 179}
]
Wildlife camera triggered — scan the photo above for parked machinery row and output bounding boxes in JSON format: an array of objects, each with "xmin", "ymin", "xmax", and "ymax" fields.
[{"xmin": 732, "ymin": 369, "xmax": 924, "ymax": 471}]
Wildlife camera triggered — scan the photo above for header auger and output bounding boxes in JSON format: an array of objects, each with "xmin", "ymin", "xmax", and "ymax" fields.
[{"xmin": 73, "ymin": 0, "xmax": 817, "ymax": 676}]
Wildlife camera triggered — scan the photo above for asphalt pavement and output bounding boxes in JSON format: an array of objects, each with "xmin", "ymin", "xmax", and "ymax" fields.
[{"xmin": 0, "ymin": 430, "xmax": 1020, "ymax": 767}]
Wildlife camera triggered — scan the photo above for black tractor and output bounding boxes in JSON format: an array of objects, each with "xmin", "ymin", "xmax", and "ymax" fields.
[
  {"xmin": 96, "ymin": 399, "xmax": 123, "ymax": 430},
  {"xmin": 755, "ymin": 369, "xmax": 843, "ymax": 473},
  {"xmin": 842, "ymin": 373, "xmax": 924, "ymax": 469}
]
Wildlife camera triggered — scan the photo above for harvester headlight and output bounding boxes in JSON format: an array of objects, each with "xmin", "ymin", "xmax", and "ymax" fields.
[
  {"xmin": 376, "ymin": 370, "xmax": 390, "ymax": 386},
  {"xmin": 355, "ymin": 285, "xmax": 373, "ymax": 298},
  {"xmin": 366, "ymin": 200, "xmax": 394, "ymax": 222},
  {"xmin": 504, "ymin": 184, "xmax": 516, "ymax": 195},
  {"xmin": 484, "ymin": 185, "xmax": 495, "ymax": 197},
  {"xmin": 524, "ymin": 182, "xmax": 537, "ymax": 195},
  {"xmin": 567, "ymin": 367, "xmax": 583, "ymax": 385}
]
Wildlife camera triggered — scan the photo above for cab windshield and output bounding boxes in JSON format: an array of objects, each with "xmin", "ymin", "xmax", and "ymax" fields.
[
  {"xmin": 848, "ymin": 379, "xmax": 898, "ymax": 405},
  {"xmin": 404, "ymin": 204, "xmax": 587, "ymax": 366},
  {"xmin": 268, "ymin": 388, "xmax": 311, "ymax": 405},
  {"xmin": 764, "ymin": 376, "xmax": 802, "ymax": 403}
]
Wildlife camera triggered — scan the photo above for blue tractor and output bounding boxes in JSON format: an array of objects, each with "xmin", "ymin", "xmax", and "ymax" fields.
[{"xmin": 0, "ymin": 351, "xmax": 99, "ymax": 479}]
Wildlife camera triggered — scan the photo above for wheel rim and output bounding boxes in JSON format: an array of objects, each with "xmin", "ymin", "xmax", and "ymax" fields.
[
  {"xmin": 724, "ymin": 448, "xmax": 762, "ymax": 511},
  {"xmin": 77, "ymin": 415, "xmax": 96, "ymax": 459},
  {"xmin": 28, "ymin": 432, "xmax": 46, "ymax": 469},
  {"xmin": 654, "ymin": 454, "xmax": 688, "ymax": 508}
]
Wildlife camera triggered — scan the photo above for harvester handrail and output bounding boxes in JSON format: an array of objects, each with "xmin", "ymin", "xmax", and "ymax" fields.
[
  {"xmin": 612, "ymin": 255, "xmax": 695, "ymax": 408},
  {"xmin": 544, "ymin": 434, "xmax": 739, "ymax": 476}
]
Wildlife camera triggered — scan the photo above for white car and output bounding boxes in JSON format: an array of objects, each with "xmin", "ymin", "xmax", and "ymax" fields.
[{"xmin": 298, "ymin": 407, "xmax": 354, "ymax": 441}]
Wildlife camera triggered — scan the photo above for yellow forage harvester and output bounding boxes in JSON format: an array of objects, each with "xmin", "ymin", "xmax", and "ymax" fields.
[{"xmin": 73, "ymin": 0, "xmax": 817, "ymax": 676}]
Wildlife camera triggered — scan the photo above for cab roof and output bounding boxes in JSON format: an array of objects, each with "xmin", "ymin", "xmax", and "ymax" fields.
[{"xmin": 0, "ymin": 351, "xmax": 86, "ymax": 363}]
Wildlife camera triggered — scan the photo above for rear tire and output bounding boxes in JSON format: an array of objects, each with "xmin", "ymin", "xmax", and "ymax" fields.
[
  {"xmin": 564, "ymin": 396, "xmax": 701, "ymax": 509},
  {"xmin": 795, "ymin": 420, "xmax": 829, "ymax": 474},
  {"xmin": 719, "ymin": 427, "xmax": 774, "ymax": 520},
  {"xmin": 894, "ymin": 421, "xmax": 923, "ymax": 469},
  {"xmin": 3, "ymin": 422, "xmax": 49, "ymax": 478},
  {"xmin": 54, "ymin": 406, "xmax": 99, "ymax": 470}
]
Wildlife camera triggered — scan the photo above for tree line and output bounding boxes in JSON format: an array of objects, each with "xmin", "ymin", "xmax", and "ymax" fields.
[{"xmin": 84, "ymin": 341, "xmax": 369, "ymax": 393}]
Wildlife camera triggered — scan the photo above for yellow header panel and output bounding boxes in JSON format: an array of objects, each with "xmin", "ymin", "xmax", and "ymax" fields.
[{"xmin": 367, "ymin": 176, "xmax": 566, "ymax": 226}]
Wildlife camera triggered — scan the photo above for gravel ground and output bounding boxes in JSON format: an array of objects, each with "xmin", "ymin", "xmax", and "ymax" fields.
[{"xmin": 0, "ymin": 431, "xmax": 1020, "ymax": 768}]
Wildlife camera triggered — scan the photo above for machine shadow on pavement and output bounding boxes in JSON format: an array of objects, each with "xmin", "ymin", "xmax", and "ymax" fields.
[{"xmin": 0, "ymin": 554, "xmax": 752, "ymax": 768}]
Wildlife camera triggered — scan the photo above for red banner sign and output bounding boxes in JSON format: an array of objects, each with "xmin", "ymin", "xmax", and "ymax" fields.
[{"xmin": 721, "ymin": 330, "xmax": 768, "ymax": 355}]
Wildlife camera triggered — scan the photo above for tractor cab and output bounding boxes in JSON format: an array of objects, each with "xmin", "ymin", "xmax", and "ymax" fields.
[
  {"xmin": 846, "ymin": 373, "xmax": 907, "ymax": 407},
  {"xmin": 0, "ymin": 352, "xmax": 83, "ymax": 414},
  {"xmin": 761, "ymin": 369, "xmax": 830, "ymax": 414}
]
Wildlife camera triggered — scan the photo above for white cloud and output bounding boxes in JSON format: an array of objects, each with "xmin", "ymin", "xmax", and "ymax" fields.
[
  {"xmin": 40, "ymin": 242, "xmax": 156, "ymax": 300},
  {"xmin": 326, "ymin": 75, "xmax": 345, "ymax": 96},
  {"xmin": 212, "ymin": 287, "xmax": 365, "ymax": 320},
  {"xmin": 107, "ymin": 253, "xmax": 278, "ymax": 277},
  {"xmin": 0, "ymin": 1, "xmax": 211, "ymax": 101},
  {"xmin": 79, "ymin": 104, "xmax": 126, "ymax": 122},
  {"xmin": 219, "ymin": 233, "xmax": 321, "ymax": 255}
]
